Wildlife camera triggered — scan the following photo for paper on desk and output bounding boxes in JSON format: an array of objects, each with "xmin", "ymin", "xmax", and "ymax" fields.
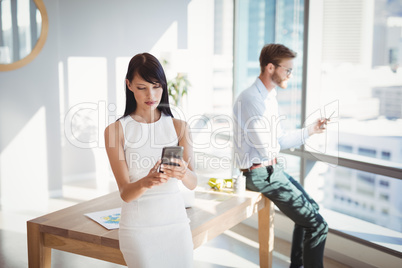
[{"xmin": 85, "ymin": 207, "xmax": 121, "ymax": 230}]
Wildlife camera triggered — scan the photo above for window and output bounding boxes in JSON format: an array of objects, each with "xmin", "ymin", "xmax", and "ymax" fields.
[
  {"xmin": 381, "ymin": 151, "xmax": 391, "ymax": 160},
  {"xmin": 379, "ymin": 180, "xmax": 390, "ymax": 187},
  {"xmin": 357, "ymin": 173, "xmax": 375, "ymax": 184},
  {"xmin": 306, "ymin": 0, "xmax": 402, "ymax": 166},
  {"xmin": 188, "ymin": 0, "xmax": 234, "ymax": 178},
  {"xmin": 338, "ymin": 144, "xmax": 353, "ymax": 153},
  {"xmin": 304, "ymin": 0, "xmax": 402, "ymax": 233},
  {"xmin": 305, "ymin": 162, "xmax": 401, "ymax": 231},
  {"xmin": 233, "ymin": 0, "xmax": 402, "ymax": 252},
  {"xmin": 234, "ymin": 0, "xmax": 305, "ymax": 178},
  {"xmin": 358, "ymin": 148, "xmax": 377, "ymax": 158},
  {"xmin": 379, "ymin": 193, "xmax": 389, "ymax": 201}
]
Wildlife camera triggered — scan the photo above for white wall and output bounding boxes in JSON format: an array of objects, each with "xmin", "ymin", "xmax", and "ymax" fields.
[{"xmin": 0, "ymin": 0, "xmax": 61, "ymax": 210}]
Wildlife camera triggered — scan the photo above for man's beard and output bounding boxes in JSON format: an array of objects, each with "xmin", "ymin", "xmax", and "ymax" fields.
[{"xmin": 272, "ymin": 71, "xmax": 288, "ymax": 89}]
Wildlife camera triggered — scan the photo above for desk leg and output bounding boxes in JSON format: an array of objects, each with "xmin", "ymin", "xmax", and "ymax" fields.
[
  {"xmin": 27, "ymin": 221, "xmax": 51, "ymax": 268},
  {"xmin": 258, "ymin": 197, "xmax": 274, "ymax": 268}
]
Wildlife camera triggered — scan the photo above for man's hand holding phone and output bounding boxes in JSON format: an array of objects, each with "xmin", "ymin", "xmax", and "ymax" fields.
[
  {"xmin": 319, "ymin": 111, "xmax": 335, "ymax": 129},
  {"xmin": 308, "ymin": 111, "xmax": 335, "ymax": 135}
]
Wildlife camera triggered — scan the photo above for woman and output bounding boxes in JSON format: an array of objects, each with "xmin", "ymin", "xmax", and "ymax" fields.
[{"xmin": 104, "ymin": 53, "xmax": 197, "ymax": 267}]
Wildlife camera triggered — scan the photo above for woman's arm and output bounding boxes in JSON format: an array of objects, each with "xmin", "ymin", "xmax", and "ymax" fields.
[
  {"xmin": 104, "ymin": 121, "xmax": 169, "ymax": 202},
  {"xmin": 162, "ymin": 118, "xmax": 197, "ymax": 190}
]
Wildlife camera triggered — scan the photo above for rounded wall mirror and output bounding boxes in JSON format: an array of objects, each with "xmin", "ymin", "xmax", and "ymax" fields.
[{"xmin": 0, "ymin": 0, "xmax": 48, "ymax": 71}]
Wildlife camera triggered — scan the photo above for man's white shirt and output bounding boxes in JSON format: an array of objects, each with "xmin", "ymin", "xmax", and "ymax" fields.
[{"xmin": 233, "ymin": 78, "xmax": 309, "ymax": 169}]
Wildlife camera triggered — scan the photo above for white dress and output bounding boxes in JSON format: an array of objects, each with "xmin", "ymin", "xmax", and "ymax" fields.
[{"xmin": 118, "ymin": 113, "xmax": 193, "ymax": 268}]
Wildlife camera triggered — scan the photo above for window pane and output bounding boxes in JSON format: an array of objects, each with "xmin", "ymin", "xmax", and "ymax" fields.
[
  {"xmin": 306, "ymin": 0, "xmax": 402, "ymax": 168},
  {"xmin": 305, "ymin": 162, "xmax": 402, "ymax": 233},
  {"xmin": 279, "ymin": 153, "xmax": 301, "ymax": 181},
  {"xmin": 188, "ymin": 0, "xmax": 233, "ymax": 178},
  {"xmin": 234, "ymin": 0, "xmax": 304, "ymax": 130}
]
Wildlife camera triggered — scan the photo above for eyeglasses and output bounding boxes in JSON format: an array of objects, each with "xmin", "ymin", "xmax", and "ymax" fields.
[{"xmin": 275, "ymin": 64, "xmax": 293, "ymax": 76}]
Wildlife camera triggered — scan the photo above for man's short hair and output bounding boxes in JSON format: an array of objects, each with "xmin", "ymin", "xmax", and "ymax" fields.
[{"xmin": 259, "ymin": 44, "xmax": 297, "ymax": 73}]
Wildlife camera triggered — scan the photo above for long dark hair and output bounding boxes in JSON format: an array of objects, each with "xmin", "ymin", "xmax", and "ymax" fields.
[{"xmin": 120, "ymin": 53, "xmax": 174, "ymax": 119}]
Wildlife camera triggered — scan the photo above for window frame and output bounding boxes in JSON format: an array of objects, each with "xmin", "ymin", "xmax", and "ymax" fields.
[{"xmin": 232, "ymin": 0, "xmax": 402, "ymax": 259}]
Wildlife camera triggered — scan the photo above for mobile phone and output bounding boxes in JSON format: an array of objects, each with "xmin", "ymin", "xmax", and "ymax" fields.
[
  {"xmin": 320, "ymin": 111, "xmax": 335, "ymax": 129},
  {"xmin": 159, "ymin": 146, "xmax": 184, "ymax": 172}
]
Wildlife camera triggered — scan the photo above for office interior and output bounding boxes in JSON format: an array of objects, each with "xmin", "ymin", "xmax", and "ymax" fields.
[{"xmin": 0, "ymin": 0, "xmax": 401, "ymax": 267}]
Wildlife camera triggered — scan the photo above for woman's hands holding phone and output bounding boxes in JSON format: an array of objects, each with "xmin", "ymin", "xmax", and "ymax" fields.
[
  {"xmin": 160, "ymin": 158, "xmax": 188, "ymax": 181},
  {"xmin": 141, "ymin": 160, "xmax": 170, "ymax": 189}
]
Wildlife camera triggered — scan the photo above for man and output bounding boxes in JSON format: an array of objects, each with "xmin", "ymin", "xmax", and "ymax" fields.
[{"xmin": 233, "ymin": 43, "xmax": 328, "ymax": 268}]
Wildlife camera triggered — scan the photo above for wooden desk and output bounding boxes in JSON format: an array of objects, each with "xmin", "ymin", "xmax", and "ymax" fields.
[{"xmin": 27, "ymin": 190, "xmax": 274, "ymax": 268}]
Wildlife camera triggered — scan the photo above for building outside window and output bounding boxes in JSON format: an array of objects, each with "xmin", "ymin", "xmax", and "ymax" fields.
[{"xmin": 306, "ymin": 0, "xmax": 402, "ymax": 234}]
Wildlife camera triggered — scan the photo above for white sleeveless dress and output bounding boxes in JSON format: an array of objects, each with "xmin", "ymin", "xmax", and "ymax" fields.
[{"xmin": 118, "ymin": 113, "xmax": 193, "ymax": 268}]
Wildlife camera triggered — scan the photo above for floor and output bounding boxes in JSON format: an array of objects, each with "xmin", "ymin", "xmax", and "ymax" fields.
[{"xmin": 0, "ymin": 179, "xmax": 350, "ymax": 268}]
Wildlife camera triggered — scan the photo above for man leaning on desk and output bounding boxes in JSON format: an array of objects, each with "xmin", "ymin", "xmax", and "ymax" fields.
[{"xmin": 232, "ymin": 43, "xmax": 329, "ymax": 268}]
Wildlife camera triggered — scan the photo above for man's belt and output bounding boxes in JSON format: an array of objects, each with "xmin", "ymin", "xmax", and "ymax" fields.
[{"xmin": 240, "ymin": 158, "xmax": 277, "ymax": 173}]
